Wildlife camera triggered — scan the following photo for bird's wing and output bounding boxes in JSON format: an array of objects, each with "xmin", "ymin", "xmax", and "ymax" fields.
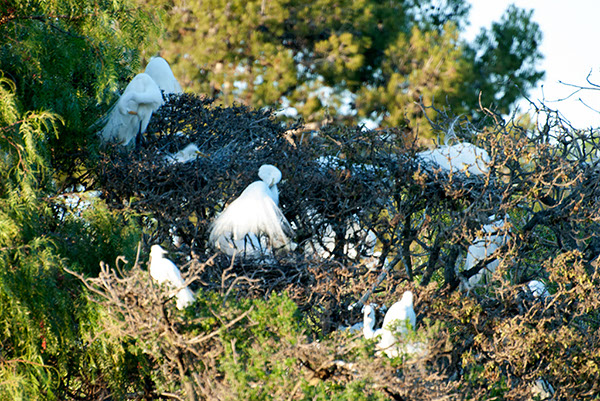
[
  {"xmin": 209, "ymin": 181, "xmax": 294, "ymax": 249},
  {"xmin": 151, "ymin": 256, "xmax": 186, "ymax": 287},
  {"xmin": 99, "ymin": 106, "xmax": 138, "ymax": 145},
  {"xmin": 176, "ymin": 288, "xmax": 195, "ymax": 309},
  {"xmin": 382, "ymin": 301, "xmax": 415, "ymax": 333}
]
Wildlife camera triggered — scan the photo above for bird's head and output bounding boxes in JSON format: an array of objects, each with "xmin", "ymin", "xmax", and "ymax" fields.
[
  {"xmin": 183, "ymin": 143, "xmax": 200, "ymax": 157},
  {"xmin": 258, "ymin": 164, "xmax": 282, "ymax": 187},
  {"xmin": 362, "ymin": 304, "xmax": 376, "ymax": 325},
  {"xmin": 150, "ymin": 244, "xmax": 168, "ymax": 257},
  {"xmin": 401, "ymin": 291, "xmax": 414, "ymax": 306}
]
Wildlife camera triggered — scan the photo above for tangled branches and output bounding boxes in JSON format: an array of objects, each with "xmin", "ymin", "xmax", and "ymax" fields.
[{"xmin": 91, "ymin": 93, "xmax": 600, "ymax": 399}]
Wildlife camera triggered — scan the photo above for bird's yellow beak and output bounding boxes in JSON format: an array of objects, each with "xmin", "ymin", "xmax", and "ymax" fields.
[{"xmin": 128, "ymin": 110, "xmax": 138, "ymax": 115}]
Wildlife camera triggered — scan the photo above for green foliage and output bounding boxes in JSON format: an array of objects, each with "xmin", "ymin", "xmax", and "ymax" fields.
[
  {"xmin": 0, "ymin": 0, "xmax": 161, "ymax": 182},
  {"xmin": 216, "ymin": 293, "xmax": 304, "ymax": 400},
  {"xmin": 464, "ymin": 5, "xmax": 545, "ymax": 115},
  {"xmin": 0, "ymin": 74, "xmax": 146, "ymax": 398},
  {"xmin": 54, "ymin": 201, "xmax": 143, "ymax": 276},
  {"xmin": 148, "ymin": 0, "xmax": 543, "ymax": 132}
]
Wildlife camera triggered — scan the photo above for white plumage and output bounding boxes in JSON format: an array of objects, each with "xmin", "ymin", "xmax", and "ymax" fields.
[
  {"xmin": 363, "ymin": 291, "xmax": 417, "ymax": 357},
  {"xmin": 417, "ymin": 142, "xmax": 490, "ymax": 176},
  {"xmin": 527, "ymin": 280, "xmax": 549, "ymax": 299},
  {"xmin": 144, "ymin": 56, "xmax": 183, "ymax": 95},
  {"xmin": 99, "ymin": 73, "xmax": 163, "ymax": 146},
  {"xmin": 209, "ymin": 164, "xmax": 294, "ymax": 256},
  {"xmin": 149, "ymin": 245, "xmax": 195, "ymax": 310},
  {"xmin": 165, "ymin": 143, "xmax": 200, "ymax": 164},
  {"xmin": 461, "ymin": 215, "xmax": 510, "ymax": 291},
  {"xmin": 305, "ymin": 213, "xmax": 378, "ymax": 263}
]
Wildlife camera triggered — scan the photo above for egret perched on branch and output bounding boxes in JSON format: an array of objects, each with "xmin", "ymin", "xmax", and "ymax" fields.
[
  {"xmin": 417, "ymin": 120, "xmax": 490, "ymax": 176},
  {"xmin": 149, "ymin": 245, "xmax": 195, "ymax": 310},
  {"xmin": 165, "ymin": 143, "xmax": 200, "ymax": 164},
  {"xmin": 99, "ymin": 73, "xmax": 163, "ymax": 147},
  {"xmin": 144, "ymin": 56, "xmax": 183, "ymax": 95},
  {"xmin": 363, "ymin": 291, "xmax": 417, "ymax": 357},
  {"xmin": 461, "ymin": 215, "xmax": 510, "ymax": 291},
  {"xmin": 209, "ymin": 164, "xmax": 295, "ymax": 256}
]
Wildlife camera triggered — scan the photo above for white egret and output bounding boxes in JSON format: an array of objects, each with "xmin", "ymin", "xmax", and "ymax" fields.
[
  {"xmin": 144, "ymin": 56, "xmax": 183, "ymax": 95},
  {"xmin": 99, "ymin": 73, "xmax": 163, "ymax": 146},
  {"xmin": 527, "ymin": 280, "xmax": 550, "ymax": 299},
  {"xmin": 165, "ymin": 143, "xmax": 200, "ymax": 164},
  {"xmin": 149, "ymin": 245, "xmax": 195, "ymax": 310},
  {"xmin": 417, "ymin": 142, "xmax": 490, "ymax": 176},
  {"xmin": 304, "ymin": 212, "xmax": 378, "ymax": 263},
  {"xmin": 209, "ymin": 164, "xmax": 295, "ymax": 256},
  {"xmin": 461, "ymin": 215, "xmax": 510, "ymax": 291},
  {"xmin": 417, "ymin": 122, "xmax": 490, "ymax": 176},
  {"xmin": 362, "ymin": 291, "xmax": 417, "ymax": 357}
]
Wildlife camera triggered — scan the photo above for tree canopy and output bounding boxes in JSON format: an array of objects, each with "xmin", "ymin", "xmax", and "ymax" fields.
[{"xmin": 151, "ymin": 0, "xmax": 543, "ymax": 131}]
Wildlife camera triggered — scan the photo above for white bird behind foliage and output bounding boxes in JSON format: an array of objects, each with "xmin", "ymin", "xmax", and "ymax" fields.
[
  {"xmin": 305, "ymin": 213, "xmax": 378, "ymax": 264},
  {"xmin": 209, "ymin": 164, "xmax": 294, "ymax": 256},
  {"xmin": 149, "ymin": 245, "xmax": 195, "ymax": 310},
  {"xmin": 461, "ymin": 215, "xmax": 510, "ymax": 291},
  {"xmin": 99, "ymin": 73, "xmax": 163, "ymax": 146},
  {"xmin": 527, "ymin": 280, "xmax": 550, "ymax": 299},
  {"xmin": 165, "ymin": 143, "xmax": 200, "ymax": 164},
  {"xmin": 144, "ymin": 56, "xmax": 183, "ymax": 95},
  {"xmin": 363, "ymin": 291, "xmax": 417, "ymax": 357},
  {"xmin": 417, "ymin": 142, "xmax": 490, "ymax": 176}
]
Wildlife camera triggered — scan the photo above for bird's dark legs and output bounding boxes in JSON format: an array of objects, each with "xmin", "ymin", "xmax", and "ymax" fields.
[{"xmin": 135, "ymin": 121, "xmax": 143, "ymax": 149}]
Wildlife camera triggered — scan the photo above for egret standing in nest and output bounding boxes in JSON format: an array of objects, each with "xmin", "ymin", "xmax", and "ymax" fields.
[
  {"xmin": 363, "ymin": 291, "xmax": 417, "ymax": 357},
  {"xmin": 209, "ymin": 164, "xmax": 295, "ymax": 256},
  {"xmin": 417, "ymin": 119, "xmax": 490, "ymax": 176},
  {"xmin": 149, "ymin": 245, "xmax": 195, "ymax": 310},
  {"xmin": 99, "ymin": 73, "xmax": 163, "ymax": 147},
  {"xmin": 144, "ymin": 56, "xmax": 183, "ymax": 96}
]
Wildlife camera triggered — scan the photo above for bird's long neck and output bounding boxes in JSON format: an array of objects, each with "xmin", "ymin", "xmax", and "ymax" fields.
[
  {"xmin": 363, "ymin": 322, "xmax": 376, "ymax": 339},
  {"xmin": 363, "ymin": 308, "xmax": 377, "ymax": 339},
  {"xmin": 269, "ymin": 184, "xmax": 279, "ymax": 205}
]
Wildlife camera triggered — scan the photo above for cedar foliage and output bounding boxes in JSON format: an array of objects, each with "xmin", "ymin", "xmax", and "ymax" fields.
[{"xmin": 0, "ymin": 0, "xmax": 161, "ymax": 185}]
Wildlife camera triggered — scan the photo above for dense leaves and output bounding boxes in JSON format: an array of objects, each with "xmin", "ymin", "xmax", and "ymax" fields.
[
  {"xmin": 149, "ymin": 0, "xmax": 543, "ymax": 131},
  {"xmin": 0, "ymin": 0, "xmax": 161, "ymax": 184}
]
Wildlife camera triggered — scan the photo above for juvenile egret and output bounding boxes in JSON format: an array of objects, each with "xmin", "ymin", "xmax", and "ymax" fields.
[
  {"xmin": 165, "ymin": 143, "xmax": 200, "ymax": 164},
  {"xmin": 362, "ymin": 291, "xmax": 417, "ymax": 357},
  {"xmin": 149, "ymin": 245, "xmax": 195, "ymax": 310},
  {"xmin": 527, "ymin": 280, "xmax": 550, "ymax": 299},
  {"xmin": 461, "ymin": 215, "xmax": 510, "ymax": 291},
  {"xmin": 209, "ymin": 164, "xmax": 295, "ymax": 256},
  {"xmin": 99, "ymin": 73, "xmax": 163, "ymax": 146},
  {"xmin": 144, "ymin": 56, "xmax": 183, "ymax": 95}
]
